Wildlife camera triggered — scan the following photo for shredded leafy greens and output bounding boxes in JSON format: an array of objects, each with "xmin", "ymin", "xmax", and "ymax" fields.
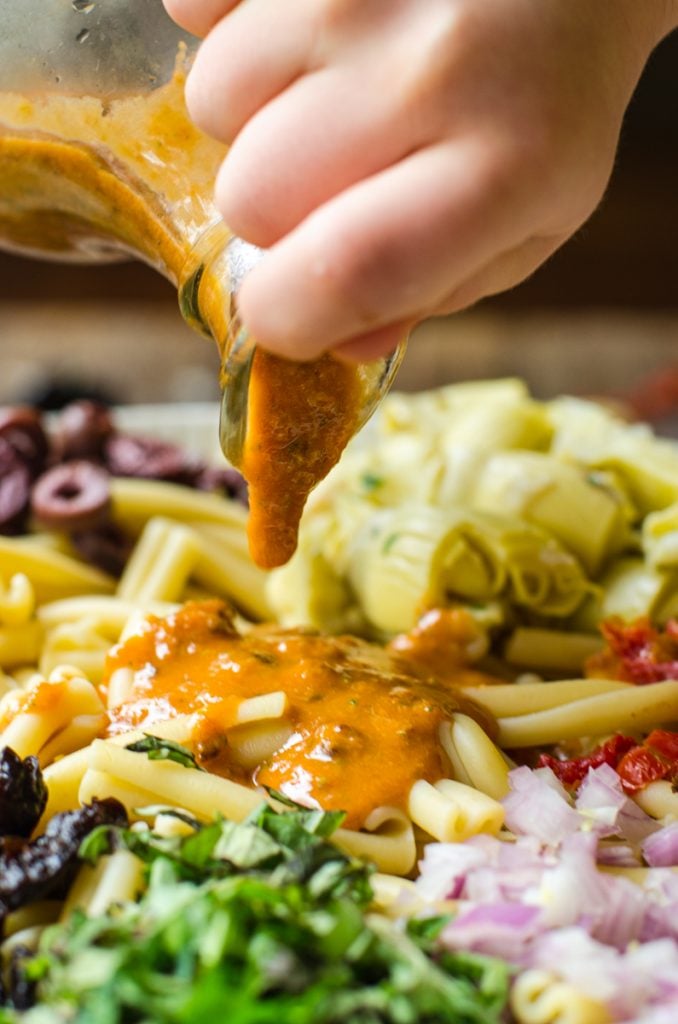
[{"xmin": 2, "ymin": 801, "xmax": 509, "ymax": 1023}]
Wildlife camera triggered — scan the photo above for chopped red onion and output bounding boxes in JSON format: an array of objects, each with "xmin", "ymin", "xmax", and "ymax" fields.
[
  {"xmin": 503, "ymin": 766, "xmax": 581, "ymax": 844},
  {"xmin": 642, "ymin": 823, "xmax": 678, "ymax": 868}
]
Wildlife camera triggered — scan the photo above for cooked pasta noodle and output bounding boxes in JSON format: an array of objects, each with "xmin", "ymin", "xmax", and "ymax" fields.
[
  {"xmin": 496, "ymin": 680, "xmax": 678, "ymax": 747},
  {"xmin": 117, "ymin": 517, "xmax": 202, "ymax": 603},
  {"xmin": 407, "ymin": 778, "xmax": 504, "ymax": 842},
  {"xmin": 333, "ymin": 807, "xmax": 416, "ymax": 876},
  {"xmin": 461, "ymin": 679, "xmax": 630, "ymax": 718},
  {"xmin": 633, "ymin": 780, "xmax": 678, "ymax": 822},
  {"xmin": 0, "ymin": 573, "xmax": 35, "ymax": 626},
  {"xmin": 511, "ymin": 970, "xmax": 611, "ymax": 1024},
  {"xmin": 441, "ymin": 714, "xmax": 511, "ymax": 800}
]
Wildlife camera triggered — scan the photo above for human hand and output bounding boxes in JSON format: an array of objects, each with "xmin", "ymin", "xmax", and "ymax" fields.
[{"xmin": 164, "ymin": 0, "xmax": 677, "ymax": 361}]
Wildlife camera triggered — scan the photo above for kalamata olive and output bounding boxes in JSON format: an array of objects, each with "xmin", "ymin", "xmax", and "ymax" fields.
[
  {"xmin": 195, "ymin": 466, "xmax": 249, "ymax": 506},
  {"xmin": 53, "ymin": 401, "xmax": 114, "ymax": 461},
  {"xmin": 0, "ymin": 440, "xmax": 31, "ymax": 534},
  {"xmin": 71, "ymin": 524, "xmax": 133, "ymax": 578},
  {"xmin": 104, "ymin": 433, "xmax": 200, "ymax": 483},
  {"xmin": 0, "ymin": 407, "xmax": 48, "ymax": 476},
  {"xmin": 31, "ymin": 461, "xmax": 111, "ymax": 532}
]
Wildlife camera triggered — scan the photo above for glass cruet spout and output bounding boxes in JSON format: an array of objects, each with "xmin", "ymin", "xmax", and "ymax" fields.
[{"xmin": 0, "ymin": 0, "xmax": 408, "ymax": 569}]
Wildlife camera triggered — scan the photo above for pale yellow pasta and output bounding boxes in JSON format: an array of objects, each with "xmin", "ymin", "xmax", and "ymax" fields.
[
  {"xmin": 1, "ymin": 926, "xmax": 50, "ymax": 958},
  {"xmin": 0, "ymin": 572, "xmax": 35, "ymax": 626},
  {"xmin": 110, "ymin": 477, "xmax": 248, "ymax": 535},
  {"xmin": 107, "ymin": 715, "xmax": 198, "ymax": 747},
  {"xmin": 79, "ymin": 768, "xmax": 162, "ymax": 816},
  {"xmin": 106, "ymin": 667, "xmax": 136, "ymax": 708},
  {"xmin": 0, "ymin": 620, "xmax": 43, "ymax": 669},
  {"xmin": 0, "ymin": 670, "xmax": 104, "ymax": 759},
  {"xmin": 408, "ymin": 778, "xmax": 504, "ymax": 842},
  {"xmin": 84, "ymin": 740, "xmax": 263, "ymax": 821},
  {"xmin": 633, "ymin": 780, "xmax": 678, "ymax": 822},
  {"xmin": 462, "ymin": 679, "xmax": 630, "ymax": 719},
  {"xmin": 153, "ymin": 812, "xmax": 196, "ymax": 838},
  {"xmin": 37, "ymin": 595, "xmax": 177, "ymax": 636},
  {"xmin": 40, "ymin": 747, "xmax": 93, "ymax": 827},
  {"xmin": 369, "ymin": 874, "xmax": 422, "ymax": 915},
  {"xmin": 4, "ymin": 902, "xmax": 61, "ymax": 939},
  {"xmin": 0, "ymin": 669, "xmax": 16, "ymax": 698},
  {"xmin": 61, "ymin": 850, "xmax": 144, "ymax": 921},
  {"xmin": 497, "ymin": 680, "xmax": 678, "ymax": 747},
  {"xmin": 191, "ymin": 521, "xmax": 272, "ymax": 620},
  {"xmin": 599, "ymin": 865, "xmax": 678, "ymax": 881},
  {"xmin": 235, "ymin": 691, "xmax": 288, "ymax": 724},
  {"xmin": 0, "ymin": 536, "xmax": 114, "ymax": 603},
  {"xmin": 117, "ymin": 517, "xmax": 202, "ymax": 603},
  {"xmin": 444, "ymin": 715, "xmax": 511, "ymax": 800},
  {"xmin": 38, "ymin": 713, "xmax": 108, "ymax": 768},
  {"xmin": 39, "ymin": 618, "xmax": 112, "ymax": 682},
  {"xmin": 504, "ymin": 628, "xmax": 603, "ymax": 674},
  {"xmin": 334, "ymin": 807, "xmax": 416, "ymax": 876},
  {"xmin": 227, "ymin": 720, "xmax": 294, "ymax": 770},
  {"xmin": 510, "ymin": 969, "xmax": 611, "ymax": 1024}
]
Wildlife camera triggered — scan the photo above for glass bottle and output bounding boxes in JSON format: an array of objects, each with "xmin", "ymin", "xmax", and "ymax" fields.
[{"xmin": 0, "ymin": 0, "xmax": 406, "ymax": 567}]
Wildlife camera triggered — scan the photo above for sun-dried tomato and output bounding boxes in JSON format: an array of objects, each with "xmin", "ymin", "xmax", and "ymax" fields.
[
  {"xmin": 645, "ymin": 729, "xmax": 678, "ymax": 763},
  {"xmin": 587, "ymin": 617, "xmax": 678, "ymax": 684},
  {"xmin": 617, "ymin": 746, "xmax": 670, "ymax": 793},
  {"xmin": 537, "ymin": 734, "xmax": 637, "ymax": 789}
]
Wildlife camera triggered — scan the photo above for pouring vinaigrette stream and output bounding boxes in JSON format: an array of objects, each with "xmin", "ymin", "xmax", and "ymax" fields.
[{"xmin": 0, "ymin": 14, "xmax": 405, "ymax": 570}]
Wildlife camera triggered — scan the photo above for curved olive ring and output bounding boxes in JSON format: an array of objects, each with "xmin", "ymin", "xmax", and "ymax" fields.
[
  {"xmin": 0, "ymin": 407, "xmax": 48, "ymax": 475},
  {"xmin": 55, "ymin": 401, "xmax": 114, "ymax": 461},
  {"xmin": 31, "ymin": 461, "xmax": 112, "ymax": 532}
]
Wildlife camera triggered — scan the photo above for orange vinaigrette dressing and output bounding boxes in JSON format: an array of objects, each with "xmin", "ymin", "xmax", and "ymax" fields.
[
  {"xmin": 0, "ymin": 62, "xmax": 365, "ymax": 569},
  {"xmin": 104, "ymin": 601, "xmax": 496, "ymax": 829}
]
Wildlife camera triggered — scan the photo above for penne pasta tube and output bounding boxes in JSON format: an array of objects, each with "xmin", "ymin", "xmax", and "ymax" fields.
[
  {"xmin": 39, "ymin": 619, "xmax": 112, "ymax": 682},
  {"xmin": 227, "ymin": 720, "xmax": 294, "ymax": 770},
  {"xmin": 38, "ymin": 713, "xmax": 108, "ymax": 768},
  {"xmin": 497, "ymin": 680, "xmax": 678, "ymax": 747},
  {"xmin": 0, "ymin": 536, "xmax": 114, "ymax": 603},
  {"xmin": 117, "ymin": 517, "xmax": 202, "ymax": 603},
  {"xmin": 461, "ymin": 679, "xmax": 630, "ymax": 718},
  {"xmin": 85, "ymin": 740, "xmax": 263, "ymax": 821},
  {"xmin": 446, "ymin": 715, "xmax": 511, "ymax": 800},
  {"xmin": 106, "ymin": 667, "xmax": 136, "ymax": 709},
  {"xmin": 504, "ymin": 628, "xmax": 603, "ymax": 675},
  {"xmin": 408, "ymin": 778, "xmax": 504, "ymax": 843},
  {"xmin": 79, "ymin": 769, "xmax": 161, "ymax": 816},
  {"xmin": 235, "ymin": 691, "xmax": 287, "ymax": 724},
  {"xmin": 59, "ymin": 848, "xmax": 144, "ymax": 921},
  {"xmin": 0, "ymin": 673, "xmax": 104, "ymax": 759},
  {"xmin": 510, "ymin": 969, "xmax": 611, "ymax": 1024},
  {"xmin": 334, "ymin": 808, "xmax": 416, "ymax": 876},
  {"xmin": 39, "ymin": 747, "xmax": 93, "ymax": 828},
  {"xmin": 0, "ymin": 572, "xmax": 35, "ymax": 626},
  {"xmin": 4, "ymin": 902, "xmax": 61, "ymax": 938},
  {"xmin": 0, "ymin": 620, "xmax": 43, "ymax": 669},
  {"xmin": 110, "ymin": 477, "xmax": 248, "ymax": 536},
  {"xmin": 369, "ymin": 873, "xmax": 422, "ymax": 914},
  {"xmin": 37, "ymin": 596, "xmax": 178, "ymax": 635},
  {"xmin": 191, "ymin": 522, "xmax": 272, "ymax": 621}
]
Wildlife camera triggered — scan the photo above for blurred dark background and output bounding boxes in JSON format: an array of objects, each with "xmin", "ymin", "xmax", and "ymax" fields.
[{"xmin": 1, "ymin": 30, "xmax": 676, "ymax": 409}]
